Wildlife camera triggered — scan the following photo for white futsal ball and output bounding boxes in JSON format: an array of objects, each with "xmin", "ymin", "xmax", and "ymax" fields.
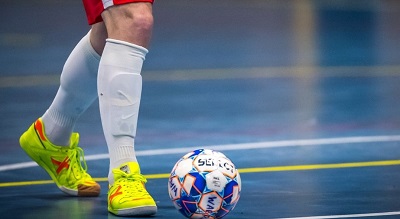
[{"xmin": 168, "ymin": 149, "xmax": 241, "ymax": 219}]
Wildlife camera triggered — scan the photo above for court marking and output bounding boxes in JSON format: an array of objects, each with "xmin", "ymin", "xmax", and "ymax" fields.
[
  {"xmin": 274, "ymin": 211, "xmax": 400, "ymax": 219},
  {"xmin": 1, "ymin": 159, "xmax": 400, "ymax": 188},
  {"xmin": 2, "ymin": 65, "xmax": 400, "ymax": 88},
  {"xmin": 1, "ymin": 135, "xmax": 400, "ymax": 172},
  {"xmin": 1, "ymin": 136, "xmax": 400, "ymax": 219}
]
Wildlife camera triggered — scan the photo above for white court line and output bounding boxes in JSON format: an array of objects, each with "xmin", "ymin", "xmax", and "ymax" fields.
[
  {"xmin": 2, "ymin": 135, "xmax": 400, "ymax": 172},
  {"xmin": 274, "ymin": 211, "xmax": 400, "ymax": 219}
]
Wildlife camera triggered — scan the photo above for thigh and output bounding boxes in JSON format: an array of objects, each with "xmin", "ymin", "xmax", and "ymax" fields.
[{"xmin": 82, "ymin": 0, "xmax": 154, "ymax": 25}]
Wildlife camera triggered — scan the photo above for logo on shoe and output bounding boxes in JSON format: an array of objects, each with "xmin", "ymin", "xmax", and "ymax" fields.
[
  {"xmin": 109, "ymin": 185, "xmax": 123, "ymax": 204},
  {"xmin": 120, "ymin": 165, "xmax": 130, "ymax": 174},
  {"xmin": 51, "ymin": 157, "xmax": 70, "ymax": 174},
  {"xmin": 34, "ymin": 120, "xmax": 47, "ymax": 142}
]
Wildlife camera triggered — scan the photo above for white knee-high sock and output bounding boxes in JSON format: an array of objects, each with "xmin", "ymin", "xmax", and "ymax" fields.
[
  {"xmin": 42, "ymin": 31, "xmax": 100, "ymax": 146},
  {"xmin": 97, "ymin": 39, "xmax": 148, "ymax": 183}
]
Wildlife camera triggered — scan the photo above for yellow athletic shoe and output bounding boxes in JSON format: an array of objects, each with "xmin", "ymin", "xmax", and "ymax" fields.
[
  {"xmin": 19, "ymin": 118, "xmax": 100, "ymax": 197},
  {"xmin": 108, "ymin": 162, "xmax": 157, "ymax": 216}
]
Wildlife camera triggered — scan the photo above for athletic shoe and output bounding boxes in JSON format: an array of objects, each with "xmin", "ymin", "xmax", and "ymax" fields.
[
  {"xmin": 108, "ymin": 162, "xmax": 157, "ymax": 216},
  {"xmin": 19, "ymin": 118, "xmax": 100, "ymax": 197}
]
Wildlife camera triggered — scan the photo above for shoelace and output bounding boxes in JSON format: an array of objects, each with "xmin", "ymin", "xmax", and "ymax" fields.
[
  {"xmin": 112, "ymin": 169, "xmax": 148, "ymax": 195},
  {"xmin": 66, "ymin": 146, "xmax": 88, "ymax": 181}
]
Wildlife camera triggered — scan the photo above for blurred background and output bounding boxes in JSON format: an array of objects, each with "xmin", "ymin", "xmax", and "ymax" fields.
[
  {"xmin": 2, "ymin": 0, "xmax": 400, "ymax": 74},
  {"xmin": 1, "ymin": 1, "xmax": 400, "ymax": 218},
  {"xmin": 1, "ymin": 0, "xmax": 400, "ymax": 150}
]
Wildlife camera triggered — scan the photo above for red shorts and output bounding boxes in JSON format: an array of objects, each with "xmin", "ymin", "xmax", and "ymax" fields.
[{"xmin": 82, "ymin": 0, "xmax": 154, "ymax": 25}]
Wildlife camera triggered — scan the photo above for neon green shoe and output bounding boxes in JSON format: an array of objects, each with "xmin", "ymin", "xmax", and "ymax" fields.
[
  {"xmin": 108, "ymin": 162, "xmax": 157, "ymax": 216},
  {"xmin": 19, "ymin": 118, "xmax": 100, "ymax": 197}
]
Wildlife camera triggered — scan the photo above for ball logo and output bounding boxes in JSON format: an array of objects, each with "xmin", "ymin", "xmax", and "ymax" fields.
[
  {"xmin": 199, "ymin": 192, "xmax": 223, "ymax": 212},
  {"xmin": 212, "ymin": 176, "xmax": 221, "ymax": 187},
  {"xmin": 197, "ymin": 158, "xmax": 214, "ymax": 167},
  {"xmin": 206, "ymin": 196, "xmax": 218, "ymax": 210},
  {"xmin": 168, "ymin": 177, "xmax": 181, "ymax": 200},
  {"xmin": 194, "ymin": 156, "xmax": 237, "ymax": 178},
  {"xmin": 194, "ymin": 155, "xmax": 217, "ymax": 172},
  {"xmin": 206, "ymin": 170, "xmax": 227, "ymax": 192},
  {"xmin": 218, "ymin": 158, "xmax": 236, "ymax": 178}
]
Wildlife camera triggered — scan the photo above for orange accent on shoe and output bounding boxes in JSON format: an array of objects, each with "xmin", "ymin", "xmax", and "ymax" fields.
[
  {"xmin": 51, "ymin": 157, "xmax": 70, "ymax": 174},
  {"xmin": 109, "ymin": 185, "xmax": 123, "ymax": 204},
  {"xmin": 34, "ymin": 119, "xmax": 47, "ymax": 141}
]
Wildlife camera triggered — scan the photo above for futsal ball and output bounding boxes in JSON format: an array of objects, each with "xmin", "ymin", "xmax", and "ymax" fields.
[{"xmin": 168, "ymin": 149, "xmax": 241, "ymax": 219}]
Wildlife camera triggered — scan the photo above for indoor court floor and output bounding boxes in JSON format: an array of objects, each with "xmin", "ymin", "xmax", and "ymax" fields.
[{"xmin": 1, "ymin": 0, "xmax": 400, "ymax": 218}]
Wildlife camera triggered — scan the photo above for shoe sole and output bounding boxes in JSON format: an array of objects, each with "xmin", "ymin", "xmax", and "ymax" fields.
[{"xmin": 109, "ymin": 205, "xmax": 157, "ymax": 217}]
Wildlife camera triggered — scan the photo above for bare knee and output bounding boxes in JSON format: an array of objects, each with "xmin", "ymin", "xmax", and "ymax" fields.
[
  {"xmin": 102, "ymin": 3, "xmax": 153, "ymax": 48},
  {"xmin": 129, "ymin": 9, "xmax": 153, "ymax": 36}
]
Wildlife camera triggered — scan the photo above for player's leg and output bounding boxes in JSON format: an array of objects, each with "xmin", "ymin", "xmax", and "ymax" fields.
[
  {"xmin": 99, "ymin": 1, "xmax": 153, "ymax": 183},
  {"xmin": 101, "ymin": 2, "xmax": 153, "ymax": 48},
  {"xmin": 19, "ymin": 29, "xmax": 103, "ymax": 196},
  {"xmin": 97, "ymin": 2, "xmax": 157, "ymax": 216},
  {"xmin": 41, "ymin": 30, "xmax": 101, "ymax": 146},
  {"xmin": 90, "ymin": 21, "xmax": 108, "ymax": 55}
]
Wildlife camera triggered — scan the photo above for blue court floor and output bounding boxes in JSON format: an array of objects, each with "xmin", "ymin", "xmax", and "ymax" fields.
[{"xmin": 1, "ymin": 0, "xmax": 400, "ymax": 218}]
